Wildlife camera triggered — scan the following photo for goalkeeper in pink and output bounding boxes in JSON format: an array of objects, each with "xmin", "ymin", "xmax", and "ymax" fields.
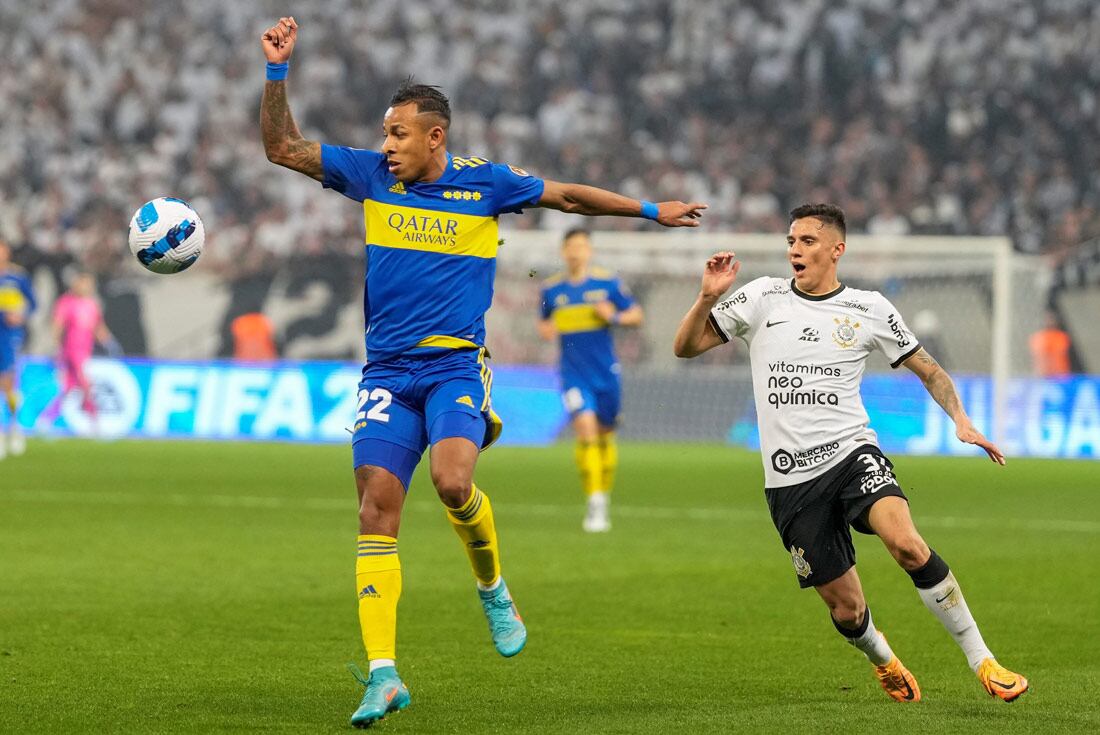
[{"xmin": 39, "ymin": 272, "xmax": 119, "ymax": 430}]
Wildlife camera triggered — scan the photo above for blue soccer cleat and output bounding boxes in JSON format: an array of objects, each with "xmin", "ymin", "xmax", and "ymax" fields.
[
  {"xmin": 478, "ymin": 578, "xmax": 527, "ymax": 657},
  {"xmin": 349, "ymin": 664, "xmax": 410, "ymax": 728}
]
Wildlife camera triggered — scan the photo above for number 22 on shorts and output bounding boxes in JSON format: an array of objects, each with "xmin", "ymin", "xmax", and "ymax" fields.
[{"xmin": 357, "ymin": 387, "xmax": 393, "ymax": 423}]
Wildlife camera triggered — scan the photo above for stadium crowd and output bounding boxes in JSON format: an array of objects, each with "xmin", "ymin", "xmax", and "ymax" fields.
[{"xmin": 2, "ymin": 0, "xmax": 1098, "ymax": 282}]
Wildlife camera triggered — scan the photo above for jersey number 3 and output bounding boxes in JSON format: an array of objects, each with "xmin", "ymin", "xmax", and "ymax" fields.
[{"xmin": 357, "ymin": 387, "xmax": 393, "ymax": 423}]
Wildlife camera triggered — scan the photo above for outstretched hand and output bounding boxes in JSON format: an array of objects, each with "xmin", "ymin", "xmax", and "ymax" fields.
[
  {"xmin": 702, "ymin": 251, "xmax": 741, "ymax": 299},
  {"xmin": 956, "ymin": 419, "xmax": 1006, "ymax": 465},
  {"xmin": 261, "ymin": 16, "xmax": 298, "ymax": 63},
  {"xmin": 657, "ymin": 201, "xmax": 708, "ymax": 227}
]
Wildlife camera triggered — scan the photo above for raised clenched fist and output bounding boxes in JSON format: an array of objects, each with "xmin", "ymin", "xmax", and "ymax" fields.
[{"xmin": 261, "ymin": 16, "xmax": 298, "ymax": 64}]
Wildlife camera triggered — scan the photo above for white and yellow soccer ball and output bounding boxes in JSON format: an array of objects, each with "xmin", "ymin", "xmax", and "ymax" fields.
[{"xmin": 127, "ymin": 197, "xmax": 205, "ymax": 274}]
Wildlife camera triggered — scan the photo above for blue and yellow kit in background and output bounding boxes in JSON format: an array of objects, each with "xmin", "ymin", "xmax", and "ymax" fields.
[
  {"xmin": 321, "ymin": 146, "xmax": 544, "ymax": 487},
  {"xmin": 0, "ymin": 267, "xmax": 36, "ymax": 373},
  {"xmin": 540, "ymin": 269, "xmax": 635, "ymax": 426}
]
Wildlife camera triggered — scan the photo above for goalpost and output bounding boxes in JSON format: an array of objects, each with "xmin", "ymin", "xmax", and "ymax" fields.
[{"xmin": 494, "ymin": 230, "xmax": 1042, "ymax": 448}]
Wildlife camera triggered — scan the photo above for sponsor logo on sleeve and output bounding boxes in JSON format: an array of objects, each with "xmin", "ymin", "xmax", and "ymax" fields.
[
  {"xmin": 887, "ymin": 313, "xmax": 912, "ymax": 349},
  {"xmin": 718, "ymin": 291, "xmax": 748, "ymax": 310}
]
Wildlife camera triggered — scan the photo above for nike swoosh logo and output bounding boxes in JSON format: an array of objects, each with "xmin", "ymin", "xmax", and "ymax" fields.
[
  {"xmin": 990, "ymin": 678, "xmax": 1016, "ymax": 689},
  {"xmin": 935, "ymin": 588, "xmax": 955, "ymax": 604},
  {"xmin": 766, "ymin": 320, "xmax": 789, "ymax": 328},
  {"xmin": 385, "ymin": 689, "xmax": 398, "ymax": 703},
  {"xmin": 899, "ymin": 678, "xmax": 915, "ymax": 700}
]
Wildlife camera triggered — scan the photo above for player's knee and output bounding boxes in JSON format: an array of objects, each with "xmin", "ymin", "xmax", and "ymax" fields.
[
  {"xmin": 354, "ymin": 465, "xmax": 402, "ymax": 534},
  {"xmin": 431, "ymin": 470, "xmax": 472, "ymax": 508},
  {"xmin": 828, "ymin": 598, "xmax": 866, "ymax": 630},
  {"xmin": 889, "ymin": 534, "xmax": 931, "ymax": 571}
]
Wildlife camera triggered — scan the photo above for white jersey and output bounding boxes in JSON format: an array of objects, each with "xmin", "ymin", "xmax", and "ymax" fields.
[{"xmin": 710, "ymin": 277, "xmax": 920, "ymax": 488}]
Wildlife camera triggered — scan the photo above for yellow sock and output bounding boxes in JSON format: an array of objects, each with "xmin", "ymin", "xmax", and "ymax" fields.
[
  {"xmin": 574, "ymin": 440, "xmax": 604, "ymax": 494},
  {"xmin": 598, "ymin": 432, "xmax": 618, "ymax": 493},
  {"xmin": 446, "ymin": 485, "xmax": 500, "ymax": 587},
  {"xmin": 355, "ymin": 535, "xmax": 401, "ymax": 662},
  {"xmin": 5, "ymin": 391, "xmax": 18, "ymax": 415}
]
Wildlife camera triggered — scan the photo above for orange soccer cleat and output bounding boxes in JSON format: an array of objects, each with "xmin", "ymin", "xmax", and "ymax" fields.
[
  {"xmin": 874, "ymin": 656, "xmax": 922, "ymax": 702},
  {"xmin": 977, "ymin": 658, "xmax": 1029, "ymax": 702}
]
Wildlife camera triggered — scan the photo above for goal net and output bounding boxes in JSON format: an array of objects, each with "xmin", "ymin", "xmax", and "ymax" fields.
[{"xmin": 493, "ymin": 229, "xmax": 1043, "ymax": 453}]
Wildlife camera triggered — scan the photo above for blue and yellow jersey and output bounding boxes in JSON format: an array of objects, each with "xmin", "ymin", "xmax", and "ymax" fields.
[
  {"xmin": 0, "ymin": 266, "xmax": 35, "ymax": 340},
  {"xmin": 321, "ymin": 147, "xmax": 544, "ymax": 362},
  {"xmin": 540, "ymin": 268, "xmax": 635, "ymax": 388}
]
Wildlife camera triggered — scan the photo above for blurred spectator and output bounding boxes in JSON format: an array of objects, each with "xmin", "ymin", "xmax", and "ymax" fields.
[
  {"xmin": 2, "ymin": 0, "xmax": 1099, "ymax": 268},
  {"xmin": 231, "ymin": 312, "xmax": 278, "ymax": 361},
  {"xmin": 1029, "ymin": 310, "xmax": 1073, "ymax": 377}
]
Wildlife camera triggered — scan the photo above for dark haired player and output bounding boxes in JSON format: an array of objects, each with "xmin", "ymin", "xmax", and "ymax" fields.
[
  {"xmin": 538, "ymin": 228, "xmax": 643, "ymax": 532},
  {"xmin": 260, "ymin": 17, "xmax": 706, "ymax": 727},
  {"xmin": 673, "ymin": 204, "xmax": 1028, "ymax": 703}
]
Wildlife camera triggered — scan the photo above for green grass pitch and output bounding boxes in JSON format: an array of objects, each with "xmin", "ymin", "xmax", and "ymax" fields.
[{"xmin": 2, "ymin": 440, "xmax": 1098, "ymax": 733}]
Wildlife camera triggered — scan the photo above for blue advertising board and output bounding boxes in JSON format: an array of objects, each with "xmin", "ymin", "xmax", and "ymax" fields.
[
  {"xmin": 10, "ymin": 357, "xmax": 568, "ymax": 446},
  {"xmin": 731, "ymin": 373, "xmax": 1100, "ymax": 460}
]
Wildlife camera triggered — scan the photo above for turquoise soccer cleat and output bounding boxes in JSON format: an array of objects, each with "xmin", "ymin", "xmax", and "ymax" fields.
[
  {"xmin": 478, "ymin": 578, "xmax": 527, "ymax": 657},
  {"xmin": 349, "ymin": 664, "xmax": 410, "ymax": 728}
]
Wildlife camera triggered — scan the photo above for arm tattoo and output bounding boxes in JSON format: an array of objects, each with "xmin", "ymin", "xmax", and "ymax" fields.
[
  {"xmin": 260, "ymin": 80, "xmax": 322, "ymax": 180},
  {"xmin": 922, "ymin": 366, "xmax": 962, "ymax": 420}
]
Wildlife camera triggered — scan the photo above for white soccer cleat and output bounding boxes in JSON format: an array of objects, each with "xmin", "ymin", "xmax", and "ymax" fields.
[
  {"xmin": 9, "ymin": 427, "xmax": 25, "ymax": 456},
  {"xmin": 583, "ymin": 493, "xmax": 611, "ymax": 533}
]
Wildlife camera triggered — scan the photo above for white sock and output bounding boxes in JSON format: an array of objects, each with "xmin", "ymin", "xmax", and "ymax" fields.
[
  {"xmin": 477, "ymin": 576, "xmax": 502, "ymax": 592},
  {"xmin": 916, "ymin": 571, "xmax": 993, "ymax": 671},
  {"xmin": 839, "ymin": 608, "xmax": 895, "ymax": 666},
  {"xmin": 368, "ymin": 658, "xmax": 396, "ymax": 673}
]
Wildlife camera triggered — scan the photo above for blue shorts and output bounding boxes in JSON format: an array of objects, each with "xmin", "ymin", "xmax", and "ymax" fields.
[
  {"xmin": 351, "ymin": 348, "xmax": 503, "ymax": 491},
  {"xmin": 0, "ymin": 332, "xmax": 20, "ymax": 374},
  {"xmin": 561, "ymin": 377, "xmax": 621, "ymax": 428}
]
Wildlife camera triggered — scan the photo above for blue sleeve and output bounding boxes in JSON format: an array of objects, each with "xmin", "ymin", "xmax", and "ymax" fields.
[
  {"xmin": 490, "ymin": 163, "xmax": 545, "ymax": 215},
  {"xmin": 609, "ymin": 278, "xmax": 634, "ymax": 310},
  {"xmin": 539, "ymin": 287, "xmax": 553, "ymax": 320},
  {"xmin": 321, "ymin": 145, "xmax": 386, "ymax": 202}
]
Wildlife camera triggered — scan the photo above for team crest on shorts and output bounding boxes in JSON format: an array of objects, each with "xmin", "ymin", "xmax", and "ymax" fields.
[
  {"xmin": 831, "ymin": 316, "xmax": 861, "ymax": 348},
  {"xmin": 790, "ymin": 545, "xmax": 812, "ymax": 579}
]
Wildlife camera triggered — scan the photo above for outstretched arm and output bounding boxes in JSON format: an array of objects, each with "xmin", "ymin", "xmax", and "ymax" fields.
[
  {"xmin": 538, "ymin": 180, "xmax": 706, "ymax": 228},
  {"xmin": 594, "ymin": 301, "xmax": 643, "ymax": 327},
  {"xmin": 260, "ymin": 16, "xmax": 323, "ymax": 181},
  {"xmin": 537, "ymin": 318, "xmax": 556, "ymax": 342},
  {"xmin": 903, "ymin": 347, "xmax": 1005, "ymax": 465},
  {"xmin": 673, "ymin": 252, "xmax": 740, "ymax": 357}
]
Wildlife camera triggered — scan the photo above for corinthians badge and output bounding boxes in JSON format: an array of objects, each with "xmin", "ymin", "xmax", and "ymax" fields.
[
  {"xmin": 790, "ymin": 545, "xmax": 812, "ymax": 579},
  {"xmin": 831, "ymin": 316, "xmax": 861, "ymax": 348}
]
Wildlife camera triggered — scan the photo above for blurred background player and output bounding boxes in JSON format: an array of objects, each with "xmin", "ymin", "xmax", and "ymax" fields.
[
  {"xmin": 37, "ymin": 271, "xmax": 119, "ymax": 433},
  {"xmin": 674, "ymin": 204, "xmax": 1028, "ymax": 704},
  {"xmin": 259, "ymin": 16, "xmax": 705, "ymax": 728},
  {"xmin": 230, "ymin": 312, "xmax": 279, "ymax": 362},
  {"xmin": 0, "ymin": 239, "xmax": 36, "ymax": 459},
  {"xmin": 1029, "ymin": 310, "xmax": 1074, "ymax": 377},
  {"xmin": 538, "ymin": 229, "xmax": 643, "ymax": 531}
]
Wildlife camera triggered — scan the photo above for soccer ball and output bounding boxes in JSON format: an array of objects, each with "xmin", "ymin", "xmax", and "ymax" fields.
[{"xmin": 127, "ymin": 197, "xmax": 205, "ymax": 274}]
